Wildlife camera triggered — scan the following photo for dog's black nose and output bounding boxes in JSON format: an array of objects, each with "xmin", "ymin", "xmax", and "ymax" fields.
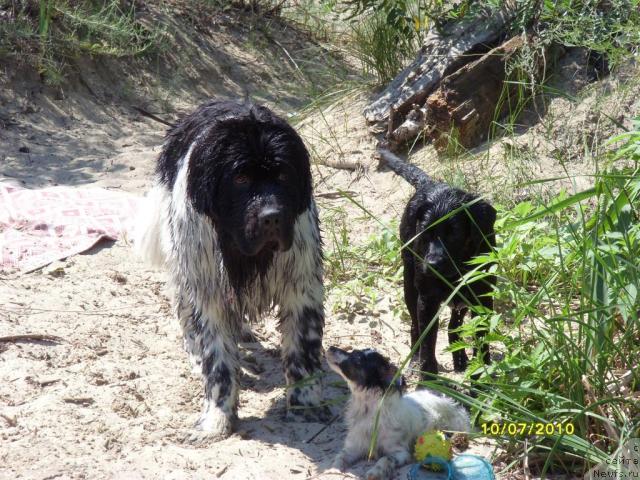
[{"xmin": 258, "ymin": 208, "xmax": 281, "ymax": 229}]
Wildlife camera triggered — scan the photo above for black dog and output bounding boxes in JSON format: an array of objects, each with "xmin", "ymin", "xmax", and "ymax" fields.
[
  {"xmin": 379, "ymin": 150, "xmax": 496, "ymax": 376},
  {"xmin": 135, "ymin": 100, "xmax": 326, "ymax": 442}
]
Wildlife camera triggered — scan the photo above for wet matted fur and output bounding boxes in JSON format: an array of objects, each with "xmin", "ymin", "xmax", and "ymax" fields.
[
  {"xmin": 379, "ymin": 150, "xmax": 496, "ymax": 377},
  {"xmin": 135, "ymin": 100, "xmax": 326, "ymax": 442}
]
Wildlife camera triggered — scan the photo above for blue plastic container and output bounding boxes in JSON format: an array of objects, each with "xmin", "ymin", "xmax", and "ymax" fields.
[{"xmin": 407, "ymin": 454, "xmax": 495, "ymax": 480}]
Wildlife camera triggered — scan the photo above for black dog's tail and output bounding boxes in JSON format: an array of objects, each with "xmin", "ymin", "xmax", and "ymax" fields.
[{"xmin": 378, "ymin": 149, "xmax": 433, "ymax": 189}]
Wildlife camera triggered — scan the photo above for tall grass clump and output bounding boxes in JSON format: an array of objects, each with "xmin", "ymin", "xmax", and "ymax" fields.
[
  {"xmin": 421, "ymin": 121, "xmax": 640, "ymax": 476},
  {"xmin": 0, "ymin": 1, "xmax": 164, "ymax": 82},
  {"xmin": 340, "ymin": 0, "xmax": 428, "ymax": 84}
]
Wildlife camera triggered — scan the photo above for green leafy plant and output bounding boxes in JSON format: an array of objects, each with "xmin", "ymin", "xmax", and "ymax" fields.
[
  {"xmin": 425, "ymin": 119, "xmax": 640, "ymax": 476},
  {"xmin": 339, "ymin": 0, "xmax": 430, "ymax": 83},
  {"xmin": 324, "ymin": 208, "xmax": 405, "ymax": 320},
  {"xmin": 333, "ymin": 119, "xmax": 640, "ymax": 476}
]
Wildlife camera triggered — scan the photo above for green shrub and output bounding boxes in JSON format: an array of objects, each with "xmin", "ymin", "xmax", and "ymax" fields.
[
  {"xmin": 425, "ymin": 119, "xmax": 640, "ymax": 476},
  {"xmin": 0, "ymin": 1, "xmax": 165, "ymax": 82},
  {"xmin": 333, "ymin": 119, "xmax": 640, "ymax": 475},
  {"xmin": 348, "ymin": 6, "xmax": 420, "ymax": 84}
]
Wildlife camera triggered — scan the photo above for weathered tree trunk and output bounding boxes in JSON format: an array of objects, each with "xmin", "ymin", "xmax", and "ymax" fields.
[
  {"xmin": 425, "ymin": 35, "xmax": 526, "ymax": 151},
  {"xmin": 363, "ymin": 7, "xmax": 514, "ymax": 126}
]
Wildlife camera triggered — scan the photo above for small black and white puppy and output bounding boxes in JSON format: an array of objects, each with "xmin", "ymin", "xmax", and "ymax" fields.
[
  {"xmin": 326, "ymin": 346, "xmax": 470, "ymax": 480},
  {"xmin": 135, "ymin": 100, "xmax": 326, "ymax": 442},
  {"xmin": 379, "ymin": 149, "xmax": 496, "ymax": 376}
]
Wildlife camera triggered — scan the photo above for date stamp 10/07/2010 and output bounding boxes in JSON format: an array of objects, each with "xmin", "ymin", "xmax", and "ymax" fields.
[{"xmin": 480, "ymin": 422, "xmax": 576, "ymax": 436}]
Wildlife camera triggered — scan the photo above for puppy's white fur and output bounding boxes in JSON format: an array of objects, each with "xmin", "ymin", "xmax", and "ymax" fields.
[{"xmin": 330, "ymin": 361, "xmax": 469, "ymax": 479}]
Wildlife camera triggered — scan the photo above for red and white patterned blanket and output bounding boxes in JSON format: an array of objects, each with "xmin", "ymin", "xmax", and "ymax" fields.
[{"xmin": 0, "ymin": 181, "xmax": 140, "ymax": 274}]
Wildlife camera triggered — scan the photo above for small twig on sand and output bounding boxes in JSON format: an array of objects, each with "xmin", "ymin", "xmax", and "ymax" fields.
[
  {"xmin": 132, "ymin": 106, "xmax": 175, "ymax": 128},
  {"xmin": 63, "ymin": 397, "xmax": 95, "ymax": 406},
  {"xmin": 316, "ymin": 191, "xmax": 357, "ymax": 199},
  {"xmin": 0, "ymin": 334, "xmax": 65, "ymax": 344},
  {"xmin": 314, "ymin": 158, "xmax": 363, "ymax": 171},
  {"xmin": 0, "ymin": 413, "xmax": 17, "ymax": 427},
  {"xmin": 263, "ymin": 0, "xmax": 287, "ymax": 17},
  {"xmin": 304, "ymin": 471, "xmax": 357, "ymax": 480},
  {"xmin": 305, "ymin": 413, "xmax": 341, "ymax": 444},
  {"xmin": 215, "ymin": 464, "xmax": 229, "ymax": 478}
]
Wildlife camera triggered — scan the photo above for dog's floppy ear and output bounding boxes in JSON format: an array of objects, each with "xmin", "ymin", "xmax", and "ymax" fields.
[
  {"xmin": 382, "ymin": 364, "xmax": 407, "ymax": 393},
  {"xmin": 468, "ymin": 199, "xmax": 497, "ymax": 249},
  {"xmin": 187, "ymin": 139, "xmax": 224, "ymax": 218}
]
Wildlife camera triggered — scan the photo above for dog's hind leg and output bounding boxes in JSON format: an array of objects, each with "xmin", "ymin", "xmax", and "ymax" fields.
[
  {"xmin": 473, "ymin": 295, "xmax": 493, "ymax": 367},
  {"xmin": 449, "ymin": 306, "xmax": 469, "ymax": 372},
  {"xmin": 402, "ymin": 251, "xmax": 419, "ymax": 346},
  {"xmin": 365, "ymin": 449, "xmax": 412, "ymax": 480}
]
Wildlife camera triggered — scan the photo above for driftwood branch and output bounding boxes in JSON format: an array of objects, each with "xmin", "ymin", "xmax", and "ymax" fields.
[
  {"xmin": 424, "ymin": 35, "xmax": 528, "ymax": 151},
  {"xmin": 314, "ymin": 157, "xmax": 364, "ymax": 171},
  {"xmin": 363, "ymin": 7, "xmax": 514, "ymax": 125},
  {"xmin": 132, "ymin": 106, "xmax": 175, "ymax": 128}
]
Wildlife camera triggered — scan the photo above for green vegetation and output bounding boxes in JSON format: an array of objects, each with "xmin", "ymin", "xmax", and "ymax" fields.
[
  {"xmin": 322, "ymin": 121, "xmax": 640, "ymax": 476},
  {"xmin": 339, "ymin": 0, "xmax": 640, "ymax": 83},
  {"xmin": 450, "ymin": 122, "xmax": 640, "ymax": 475},
  {"xmin": 324, "ymin": 209, "xmax": 405, "ymax": 320},
  {"xmin": 347, "ymin": 4, "xmax": 422, "ymax": 84},
  {"xmin": 1, "ymin": 1, "xmax": 165, "ymax": 82}
]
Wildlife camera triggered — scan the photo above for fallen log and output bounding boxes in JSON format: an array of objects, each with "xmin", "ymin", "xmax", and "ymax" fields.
[
  {"xmin": 363, "ymin": 7, "xmax": 514, "ymax": 126},
  {"xmin": 424, "ymin": 35, "xmax": 527, "ymax": 151}
]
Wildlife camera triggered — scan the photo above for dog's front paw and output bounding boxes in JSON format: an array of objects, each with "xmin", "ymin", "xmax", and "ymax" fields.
[
  {"xmin": 287, "ymin": 385, "xmax": 332, "ymax": 422},
  {"xmin": 324, "ymin": 467, "xmax": 344, "ymax": 475},
  {"xmin": 366, "ymin": 457, "xmax": 394, "ymax": 480},
  {"xmin": 365, "ymin": 465, "xmax": 385, "ymax": 480},
  {"xmin": 331, "ymin": 455, "xmax": 348, "ymax": 471},
  {"xmin": 179, "ymin": 408, "xmax": 235, "ymax": 445}
]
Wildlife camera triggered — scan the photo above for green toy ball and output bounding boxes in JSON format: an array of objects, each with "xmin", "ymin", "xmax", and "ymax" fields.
[{"xmin": 414, "ymin": 430, "xmax": 452, "ymax": 469}]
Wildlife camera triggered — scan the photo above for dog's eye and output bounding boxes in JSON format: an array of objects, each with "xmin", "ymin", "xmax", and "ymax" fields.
[{"xmin": 233, "ymin": 174, "xmax": 250, "ymax": 185}]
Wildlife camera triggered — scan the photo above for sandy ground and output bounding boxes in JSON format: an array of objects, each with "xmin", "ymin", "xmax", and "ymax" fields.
[{"xmin": 0, "ymin": 133, "xmax": 497, "ymax": 480}]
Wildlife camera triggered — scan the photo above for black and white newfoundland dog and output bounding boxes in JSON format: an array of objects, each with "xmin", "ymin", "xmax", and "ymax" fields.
[{"xmin": 135, "ymin": 100, "xmax": 326, "ymax": 442}]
